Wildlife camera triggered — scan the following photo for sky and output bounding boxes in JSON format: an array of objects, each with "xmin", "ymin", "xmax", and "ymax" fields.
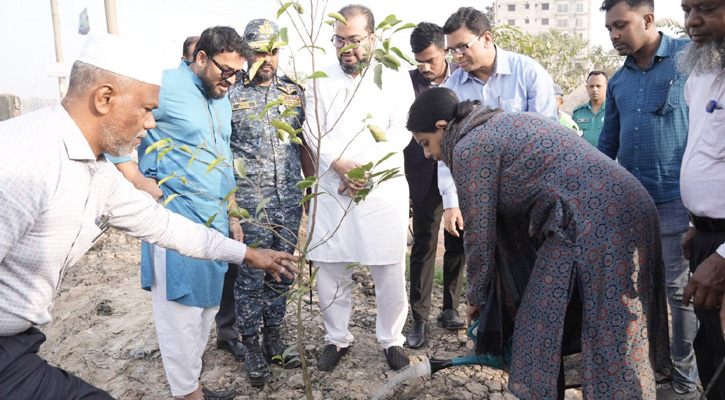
[{"xmin": 0, "ymin": 0, "xmax": 686, "ymax": 100}]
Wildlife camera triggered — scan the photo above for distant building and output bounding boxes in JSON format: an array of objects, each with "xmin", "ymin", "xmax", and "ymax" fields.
[
  {"xmin": 20, "ymin": 98, "xmax": 60, "ymax": 114},
  {"xmin": 493, "ymin": 0, "xmax": 591, "ymax": 43}
]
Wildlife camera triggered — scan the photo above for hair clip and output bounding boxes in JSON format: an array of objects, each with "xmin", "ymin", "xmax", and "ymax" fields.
[{"xmin": 706, "ymin": 100, "xmax": 723, "ymax": 113}]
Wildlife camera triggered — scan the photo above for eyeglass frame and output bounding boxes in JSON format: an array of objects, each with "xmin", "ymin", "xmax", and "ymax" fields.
[
  {"xmin": 209, "ymin": 56, "xmax": 241, "ymax": 79},
  {"xmin": 330, "ymin": 34, "xmax": 371, "ymax": 49},
  {"xmin": 445, "ymin": 33, "xmax": 484, "ymax": 57}
]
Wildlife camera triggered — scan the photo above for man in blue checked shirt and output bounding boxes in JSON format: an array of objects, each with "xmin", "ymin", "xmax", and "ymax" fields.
[{"xmin": 599, "ymin": 1, "xmax": 696, "ymax": 398}]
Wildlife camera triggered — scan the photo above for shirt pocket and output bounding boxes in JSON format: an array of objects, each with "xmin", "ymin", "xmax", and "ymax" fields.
[{"xmin": 652, "ymin": 75, "xmax": 684, "ymax": 116}]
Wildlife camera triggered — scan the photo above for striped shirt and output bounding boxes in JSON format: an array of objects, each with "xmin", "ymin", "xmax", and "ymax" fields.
[{"xmin": 0, "ymin": 105, "xmax": 247, "ymax": 336}]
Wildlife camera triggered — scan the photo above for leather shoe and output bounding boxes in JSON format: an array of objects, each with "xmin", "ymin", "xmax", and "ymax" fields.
[
  {"xmin": 201, "ymin": 386, "xmax": 237, "ymax": 400},
  {"xmin": 406, "ymin": 320, "xmax": 427, "ymax": 349},
  {"xmin": 437, "ymin": 309, "xmax": 465, "ymax": 330},
  {"xmin": 216, "ymin": 338, "xmax": 245, "ymax": 361}
]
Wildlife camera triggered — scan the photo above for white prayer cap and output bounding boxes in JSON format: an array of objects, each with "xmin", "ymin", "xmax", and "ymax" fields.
[{"xmin": 77, "ymin": 33, "xmax": 162, "ymax": 86}]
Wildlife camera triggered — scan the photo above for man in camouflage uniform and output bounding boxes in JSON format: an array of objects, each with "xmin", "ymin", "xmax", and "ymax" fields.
[{"xmin": 229, "ymin": 19, "xmax": 306, "ymax": 387}]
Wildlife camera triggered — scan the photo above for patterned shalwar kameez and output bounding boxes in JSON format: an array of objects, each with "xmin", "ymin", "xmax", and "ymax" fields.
[{"xmin": 446, "ymin": 110, "xmax": 672, "ymax": 399}]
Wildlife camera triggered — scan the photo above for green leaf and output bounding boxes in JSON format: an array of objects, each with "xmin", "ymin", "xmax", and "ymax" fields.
[
  {"xmin": 393, "ymin": 22, "xmax": 417, "ymax": 33},
  {"xmin": 206, "ymin": 157, "xmax": 226, "ymax": 174},
  {"xmin": 179, "ymin": 176, "xmax": 187, "ymax": 185},
  {"xmin": 391, "ymin": 47, "xmax": 417, "ymax": 65},
  {"xmin": 347, "ymin": 167, "xmax": 366, "ymax": 180},
  {"xmin": 277, "ymin": 129, "xmax": 286, "ymax": 142},
  {"xmin": 250, "ymin": 241, "xmax": 262, "ymax": 248},
  {"xmin": 365, "ymin": 113, "xmax": 373, "ymax": 120},
  {"xmin": 144, "ymin": 138, "xmax": 169, "ymax": 155},
  {"xmin": 277, "ymin": 2, "xmax": 293, "ymax": 18},
  {"xmin": 293, "ymin": 2, "xmax": 303, "ymax": 14},
  {"xmin": 157, "ymin": 172, "xmax": 175, "ymax": 187},
  {"xmin": 256, "ymin": 197, "xmax": 271, "ymax": 216},
  {"xmin": 234, "ymin": 158, "xmax": 246, "ymax": 178},
  {"xmin": 380, "ymin": 54, "xmax": 400, "ymax": 71},
  {"xmin": 338, "ymin": 44, "xmax": 357, "ymax": 56},
  {"xmin": 361, "ymin": 162, "xmax": 373, "ymax": 171},
  {"xmin": 187, "ymin": 149, "xmax": 201, "ymax": 167},
  {"xmin": 157, "ymin": 146, "xmax": 174, "ymax": 161},
  {"xmin": 270, "ymin": 41, "xmax": 288, "ymax": 51},
  {"xmin": 327, "ymin": 12, "xmax": 346, "ymax": 25},
  {"xmin": 290, "ymin": 136, "xmax": 303, "ymax": 145},
  {"xmin": 205, "ymin": 213, "xmax": 218, "ymax": 227},
  {"xmin": 309, "ymin": 266, "xmax": 320, "ymax": 285},
  {"xmin": 306, "ymin": 70, "xmax": 329, "ymax": 80},
  {"xmin": 163, "ymin": 193, "xmax": 180, "ymax": 207},
  {"xmin": 248, "ymin": 58, "xmax": 265, "ymax": 81},
  {"xmin": 177, "ymin": 145, "xmax": 192, "ymax": 155},
  {"xmin": 367, "ymin": 124, "xmax": 387, "ymax": 142},
  {"xmin": 222, "ymin": 188, "xmax": 237, "ymax": 203},
  {"xmin": 374, "ymin": 152, "xmax": 396, "ymax": 167},
  {"xmin": 278, "ymin": 27, "xmax": 288, "ymax": 44},
  {"xmin": 270, "ymin": 120, "xmax": 296, "ymax": 134},
  {"xmin": 259, "ymin": 99, "xmax": 283, "ymax": 120},
  {"xmin": 299, "ymin": 192, "xmax": 320, "ymax": 205},
  {"xmin": 353, "ymin": 188, "xmax": 371, "ymax": 204},
  {"xmin": 382, "ymin": 38, "xmax": 390, "ymax": 52},
  {"xmin": 373, "ymin": 63, "xmax": 383, "ymax": 90},
  {"xmin": 229, "ymin": 206, "xmax": 250, "ymax": 219},
  {"xmin": 295, "ymin": 176, "xmax": 317, "ymax": 190}
]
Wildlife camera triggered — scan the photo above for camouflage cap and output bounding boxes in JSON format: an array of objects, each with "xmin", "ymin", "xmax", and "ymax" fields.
[
  {"xmin": 244, "ymin": 19, "xmax": 280, "ymax": 51},
  {"xmin": 553, "ymin": 83, "xmax": 564, "ymax": 97}
]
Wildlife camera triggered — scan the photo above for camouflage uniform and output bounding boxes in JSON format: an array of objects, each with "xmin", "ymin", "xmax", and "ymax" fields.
[{"xmin": 229, "ymin": 68, "xmax": 305, "ymax": 336}]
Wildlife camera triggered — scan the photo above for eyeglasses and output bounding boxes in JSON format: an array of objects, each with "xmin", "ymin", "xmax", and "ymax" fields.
[
  {"xmin": 331, "ymin": 34, "xmax": 370, "ymax": 49},
  {"xmin": 445, "ymin": 33, "xmax": 483, "ymax": 57},
  {"xmin": 210, "ymin": 57, "xmax": 241, "ymax": 79}
]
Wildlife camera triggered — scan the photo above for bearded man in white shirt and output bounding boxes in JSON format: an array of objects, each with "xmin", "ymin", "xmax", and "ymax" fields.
[
  {"xmin": 303, "ymin": 4, "xmax": 415, "ymax": 372},
  {"xmin": 0, "ymin": 33, "xmax": 297, "ymax": 400},
  {"xmin": 678, "ymin": 0, "xmax": 725, "ymax": 397}
]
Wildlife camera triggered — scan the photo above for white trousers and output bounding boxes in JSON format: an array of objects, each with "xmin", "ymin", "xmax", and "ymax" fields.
[
  {"xmin": 315, "ymin": 260, "xmax": 408, "ymax": 349},
  {"xmin": 150, "ymin": 245, "xmax": 219, "ymax": 397}
]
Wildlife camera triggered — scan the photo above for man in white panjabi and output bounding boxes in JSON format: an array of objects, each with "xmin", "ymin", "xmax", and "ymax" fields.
[{"xmin": 303, "ymin": 4, "xmax": 415, "ymax": 372}]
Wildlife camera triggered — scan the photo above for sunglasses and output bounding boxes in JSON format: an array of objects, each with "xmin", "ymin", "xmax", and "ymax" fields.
[{"xmin": 210, "ymin": 57, "xmax": 241, "ymax": 79}]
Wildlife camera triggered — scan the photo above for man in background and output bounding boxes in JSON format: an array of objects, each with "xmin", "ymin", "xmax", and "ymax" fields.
[
  {"xmin": 227, "ymin": 18, "xmax": 306, "ymax": 386},
  {"xmin": 404, "ymin": 21, "xmax": 465, "ymax": 350},
  {"xmin": 182, "ymin": 35, "xmax": 200, "ymax": 62},
  {"xmin": 554, "ymin": 83, "xmax": 580, "ymax": 133},
  {"xmin": 573, "ymin": 70, "xmax": 607, "ymax": 147},
  {"xmin": 599, "ymin": 1, "xmax": 697, "ymax": 398}
]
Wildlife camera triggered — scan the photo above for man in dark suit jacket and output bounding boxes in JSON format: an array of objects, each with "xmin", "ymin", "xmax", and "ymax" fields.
[{"xmin": 404, "ymin": 22, "xmax": 465, "ymax": 349}]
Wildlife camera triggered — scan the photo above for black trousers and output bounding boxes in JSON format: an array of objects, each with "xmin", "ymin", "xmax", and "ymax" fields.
[
  {"xmin": 409, "ymin": 184, "xmax": 465, "ymax": 321},
  {"xmin": 0, "ymin": 328, "xmax": 113, "ymax": 400},
  {"xmin": 215, "ymin": 262, "xmax": 240, "ymax": 340},
  {"xmin": 691, "ymin": 229, "xmax": 725, "ymax": 399}
]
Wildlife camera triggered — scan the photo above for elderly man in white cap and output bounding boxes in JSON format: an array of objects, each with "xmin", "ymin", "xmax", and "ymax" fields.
[{"xmin": 0, "ymin": 33, "xmax": 298, "ymax": 400}]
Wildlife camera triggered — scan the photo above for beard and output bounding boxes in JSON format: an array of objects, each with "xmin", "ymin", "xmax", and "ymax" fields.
[
  {"xmin": 676, "ymin": 38, "xmax": 725, "ymax": 75},
  {"xmin": 101, "ymin": 121, "xmax": 141, "ymax": 158},
  {"xmin": 255, "ymin": 71, "xmax": 274, "ymax": 83},
  {"xmin": 339, "ymin": 54, "xmax": 367, "ymax": 75},
  {"xmin": 200, "ymin": 74, "xmax": 226, "ymax": 100}
]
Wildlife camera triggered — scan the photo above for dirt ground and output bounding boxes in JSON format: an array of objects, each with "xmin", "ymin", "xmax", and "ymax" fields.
[{"xmin": 40, "ymin": 227, "xmax": 583, "ymax": 399}]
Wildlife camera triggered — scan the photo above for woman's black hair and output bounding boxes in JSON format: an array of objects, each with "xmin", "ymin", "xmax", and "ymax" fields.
[{"xmin": 406, "ymin": 87, "xmax": 479, "ymax": 133}]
